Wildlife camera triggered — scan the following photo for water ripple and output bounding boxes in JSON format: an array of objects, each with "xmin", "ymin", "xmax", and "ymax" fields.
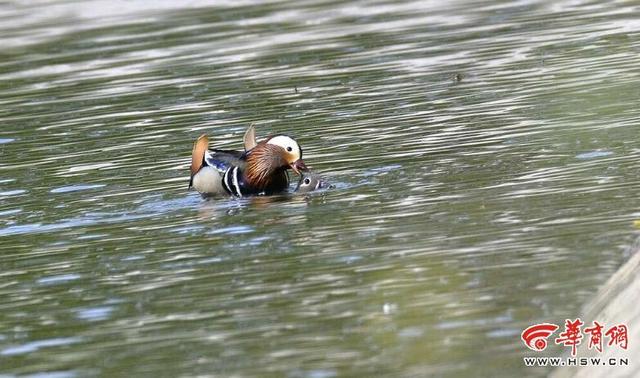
[{"xmin": 1, "ymin": 1, "xmax": 639, "ymax": 377}]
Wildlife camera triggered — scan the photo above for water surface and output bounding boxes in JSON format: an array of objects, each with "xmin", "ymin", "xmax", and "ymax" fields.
[{"xmin": 2, "ymin": 0, "xmax": 640, "ymax": 376}]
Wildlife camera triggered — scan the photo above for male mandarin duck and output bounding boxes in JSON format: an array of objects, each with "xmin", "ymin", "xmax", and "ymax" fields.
[
  {"xmin": 243, "ymin": 124, "xmax": 329, "ymax": 193},
  {"xmin": 190, "ymin": 131, "xmax": 307, "ymax": 197}
]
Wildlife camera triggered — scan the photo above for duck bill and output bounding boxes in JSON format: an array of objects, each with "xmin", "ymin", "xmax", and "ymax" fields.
[{"xmin": 290, "ymin": 159, "xmax": 308, "ymax": 175}]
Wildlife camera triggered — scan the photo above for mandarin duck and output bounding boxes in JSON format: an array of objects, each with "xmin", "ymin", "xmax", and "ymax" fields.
[
  {"xmin": 243, "ymin": 124, "xmax": 328, "ymax": 193},
  {"xmin": 190, "ymin": 132, "xmax": 307, "ymax": 197},
  {"xmin": 295, "ymin": 171, "xmax": 329, "ymax": 193}
]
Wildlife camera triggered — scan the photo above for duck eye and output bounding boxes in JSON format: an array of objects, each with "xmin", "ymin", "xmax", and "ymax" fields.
[
  {"xmin": 304, "ymin": 178, "xmax": 310, "ymax": 184},
  {"xmin": 286, "ymin": 146, "xmax": 293, "ymax": 152}
]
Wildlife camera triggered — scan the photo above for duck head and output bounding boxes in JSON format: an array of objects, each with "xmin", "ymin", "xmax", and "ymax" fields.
[
  {"xmin": 296, "ymin": 171, "xmax": 329, "ymax": 193},
  {"xmin": 244, "ymin": 125, "xmax": 307, "ymax": 173},
  {"xmin": 245, "ymin": 135, "xmax": 308, "ymax": 189},
  {"xmin": 244, "ymin": 125, "xmax": 333, "ymax": 193},
  {"xmin": 266, "ymin": 135, "xmax": 308, "ymax": 174}
]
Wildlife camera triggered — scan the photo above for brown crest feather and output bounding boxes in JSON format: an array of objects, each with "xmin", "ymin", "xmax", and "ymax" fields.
[
  {"xmin": 191, "ymin": 134, "xmax": 209, "ymax": 176},
  {"xmin": 245, "ymin": 143, "xmax": 288, "ymax": 190}
]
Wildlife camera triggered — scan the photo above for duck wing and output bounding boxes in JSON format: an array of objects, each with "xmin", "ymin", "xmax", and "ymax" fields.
[{"xmin": 205, "ymin": 149, "xmax": 247, "ymax": 172}]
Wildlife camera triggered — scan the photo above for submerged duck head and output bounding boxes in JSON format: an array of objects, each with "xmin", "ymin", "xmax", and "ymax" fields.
[{"xmin": 296, "ymin": 171, "xmax": 329, "ymax": 193}]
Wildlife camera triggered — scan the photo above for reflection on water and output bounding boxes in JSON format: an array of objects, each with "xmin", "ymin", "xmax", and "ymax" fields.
[{"xmin": 2, "ymin": 0, "xmax": 640, "ymax": 376}]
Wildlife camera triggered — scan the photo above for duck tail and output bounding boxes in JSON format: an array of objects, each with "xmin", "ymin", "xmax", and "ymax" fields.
[{"xmin": 191, "ymin": 134, "xmax": 209, "ymax": 177}]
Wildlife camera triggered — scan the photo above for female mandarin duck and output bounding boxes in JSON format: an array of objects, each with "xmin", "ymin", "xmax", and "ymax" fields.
[
  {"xmin": 295, "ymin": 171, "xmax": 329, "ymax": 193},
  {"xmin": 190, "ymin": 131, "xmax": 307, "ymax": 197},
  {"xmin": 243, "ymin": 124, "xmax": 328, "ymax": 193}
]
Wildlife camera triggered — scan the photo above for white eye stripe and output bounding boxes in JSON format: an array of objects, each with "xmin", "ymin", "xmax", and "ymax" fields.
[{"xmin": 267, "ymin": 135, "xmax": 302, "ymax": 159}]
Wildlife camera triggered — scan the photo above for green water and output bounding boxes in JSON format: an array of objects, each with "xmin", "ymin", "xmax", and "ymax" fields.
[{"xmin": 1, "ymin": 1, "xmax": 640, "ymax": 376}]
